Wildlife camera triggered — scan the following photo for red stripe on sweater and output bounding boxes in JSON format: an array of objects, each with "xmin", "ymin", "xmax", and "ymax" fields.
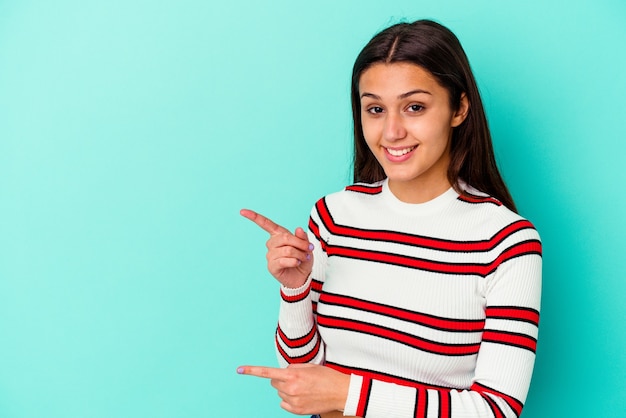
[
  {"xmin": 356, "ymin": 377, "xmax": 372, "ymax": 416},
  {"xmin": 317, "ymin": 314, "xmax": 480, "ymax": 356},
  {"xmin": 482, "ymin": 330, "xmax": 537, "ymax": 353},
  {"xmin": 457, "ymin": 193, "xmax": 502, "ymax": 206},
  {"xmin": 280, "ymin": 284, "xmax": 310, "ymax": 303},
  {"xmin": 320, "ymin": 292, "xmax": 485, "ymax": 332},
  {"xmin": 311, "ymin": 279, "xmax": 323, "ymax": 293},
  {"xmin": 308, "ymin": 218, "xmax": 323, "ymax": 244},
  {"xmin": 471, "ymin": 382, "xmax": 523, "ymax": 416},
  {"xmin": 316, "ymin": 198, "xmax": 535, "ymax": 253},
  {"xmin": 275, "ymin": 334, "xmax": 321, "ymax": 364},
  {"xmin": 276, "ymin": 325, "xmax": 316, "ymax": 349},
  {"xmin": 323, "ymin": 240, "xmax": 541, "ymax": 277},
  {"xmin": 416, "ymin": 387, "xmax": 427, "ymax": 418},
  {"xmin": 486, "ymin": 306, "xmax": 539, "ymax": 326},
  {"xmin": 439, "ymin": 391, "xmax": 451, "ymax": 418},
  {"xmin": 345, "ymin": 184, "xmax": 383, "ymax": 195},
  {"xmin": 492, "ymin": 239, "xmax": 543, "ymax": 265}
]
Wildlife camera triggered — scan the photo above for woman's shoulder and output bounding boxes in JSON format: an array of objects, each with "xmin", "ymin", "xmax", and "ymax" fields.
[
  {"xmin": 308, "ymin": 181, "xmax": 385, "ymax": 222},
  {"xmin": 316, "ymin": 180, "xmax": 386, "ymax": 203},
  {"xmin": 342, "ymin": 180, "xmax": 386, "ymax": 196},
  {"xmin": 457, "ymin": 183, "xmax": 541, "ymax": 240}
]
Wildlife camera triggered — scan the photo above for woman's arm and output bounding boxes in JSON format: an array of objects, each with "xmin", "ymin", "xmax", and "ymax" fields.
[{"xmin": 275, "ymin": 223, "xmax": 329, "ymax": 367}]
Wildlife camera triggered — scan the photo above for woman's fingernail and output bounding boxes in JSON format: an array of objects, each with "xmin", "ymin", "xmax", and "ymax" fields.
[
  {"xmin": 306, "ymin": 253, "xmax": 311, "ymax": 261},
  {"xmin": 237, "ymin": 367, "xmax": 245, "ymax": 374},
  {"xmin": 297, "ymin": 260, "xmax": 302, "ymax": 266},
  {"xmin": 308, "ymin": 243, "xmax": 314, "ymax": 251}
]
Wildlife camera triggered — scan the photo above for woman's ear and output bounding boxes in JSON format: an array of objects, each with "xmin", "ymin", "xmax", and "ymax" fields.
[{"xmin": 451, "ymin": 93, "xmax": 470, "ymax": 127}]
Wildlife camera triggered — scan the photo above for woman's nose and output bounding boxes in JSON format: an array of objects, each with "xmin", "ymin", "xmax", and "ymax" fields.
[{"xmin": 383, "ymin": 112, "xmax": 407, "ymax": 142}]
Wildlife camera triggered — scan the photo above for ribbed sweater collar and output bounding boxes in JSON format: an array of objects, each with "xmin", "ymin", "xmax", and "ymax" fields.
[{"xmin": 380, "ymin": 178, "xmax": 459, "ymax": 216}]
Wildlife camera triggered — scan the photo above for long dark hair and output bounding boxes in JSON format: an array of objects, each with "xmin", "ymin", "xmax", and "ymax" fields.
[{"xmin": 351, "ymin": 19, "xmax": 517, "ymax": 212}]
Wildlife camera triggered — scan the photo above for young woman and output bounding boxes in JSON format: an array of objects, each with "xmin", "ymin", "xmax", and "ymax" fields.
[{"xmin": 238, "ymin": 19, "xmax": 542, "ymax": 418}]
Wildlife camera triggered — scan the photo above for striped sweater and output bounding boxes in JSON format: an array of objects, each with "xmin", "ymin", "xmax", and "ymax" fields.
[{"xmin": 277, "ymin": 179, "xmax": 542, "ymax": 418}]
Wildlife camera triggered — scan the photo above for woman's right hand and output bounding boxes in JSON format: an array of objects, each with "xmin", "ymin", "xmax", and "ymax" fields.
[{"xmin": 240, "ymin": 209, "xmax": 314, "ymax": 289}]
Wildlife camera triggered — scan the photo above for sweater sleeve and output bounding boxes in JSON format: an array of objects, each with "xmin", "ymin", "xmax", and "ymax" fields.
[
  {"xmin": 274, "ymin": 210, "xmax": 328, "ymax": 367},
  {"xmin": 342, "ymin": 229, "xmax": 543, "ymax": 418}
]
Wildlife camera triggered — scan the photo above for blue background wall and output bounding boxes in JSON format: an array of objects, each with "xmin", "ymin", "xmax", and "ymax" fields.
[{"xmin": 1, "ymin": 1, "xmax": 624, "ymax": 417}]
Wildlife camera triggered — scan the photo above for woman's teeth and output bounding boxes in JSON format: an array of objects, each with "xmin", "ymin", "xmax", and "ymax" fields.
[{"xmin": 386, "ymin": 146, "xmax": 416, "ymax": 156}]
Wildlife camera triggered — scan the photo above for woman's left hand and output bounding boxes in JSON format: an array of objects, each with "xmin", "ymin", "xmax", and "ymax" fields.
[{"xmin": 237, "ymin": 363, "xmax": 350, "ymax": 415}]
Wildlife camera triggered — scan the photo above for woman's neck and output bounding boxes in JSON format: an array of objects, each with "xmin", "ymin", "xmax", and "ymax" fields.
[{"xmin": 387, "ymin": 176, "xmax": 452, "ymax": 204}]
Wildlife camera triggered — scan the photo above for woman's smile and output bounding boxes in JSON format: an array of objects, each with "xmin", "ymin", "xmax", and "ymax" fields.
[{"xmin": 385, "ymin": 145, "xmax": 417, "ymax": 157}]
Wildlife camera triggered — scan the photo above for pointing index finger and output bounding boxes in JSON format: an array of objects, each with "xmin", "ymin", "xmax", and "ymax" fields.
[
  {"xmin": 240, "ymin": 209, "xmax": 290, "ymax": 236},
  {"xmin": 237, "ymin": 365, "xmax": 286, "ymax": 380}
]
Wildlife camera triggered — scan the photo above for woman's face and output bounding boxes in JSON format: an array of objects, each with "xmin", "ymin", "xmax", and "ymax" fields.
[{"xmin": 359, "ymin": 62, "xmax": 468, "ymax": 203}]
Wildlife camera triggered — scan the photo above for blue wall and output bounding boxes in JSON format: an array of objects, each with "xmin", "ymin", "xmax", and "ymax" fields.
[{"xmin": 1, "ymin": 1, "xmax": 624, "ymax": 417}]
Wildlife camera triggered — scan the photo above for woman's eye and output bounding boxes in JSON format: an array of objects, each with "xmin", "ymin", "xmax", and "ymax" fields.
[
  {"xmin": 408, "ymin": 104, "xmax": 424, "ymax": 112},
  {"xmin": 367, "ymin": 106, "xmax": 384, "ymax": 114}
]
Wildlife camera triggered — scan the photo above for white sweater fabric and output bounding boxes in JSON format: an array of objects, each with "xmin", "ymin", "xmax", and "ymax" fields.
[{"xmin": 277, "ymin": 179, "xmax": 542, "ymax": 418}]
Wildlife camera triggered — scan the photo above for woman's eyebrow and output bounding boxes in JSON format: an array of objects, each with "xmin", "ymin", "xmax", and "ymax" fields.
[
  {"xmin": 360, "ymin": 92, "xmax": 380, "ymax": 99},
  {"xmin": 398, "ymin": 89, "xmax": 431, "ymax": 99},
  {"xmin": 360, "ymin": 89, "xmax": 432, "ymax": 100}
]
